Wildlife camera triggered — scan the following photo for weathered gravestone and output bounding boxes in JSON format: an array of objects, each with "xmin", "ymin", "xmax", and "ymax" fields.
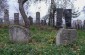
[
  {"xmin": 36, "ymin": 12, "xmax": 40, "ymax": 25},
  {"xmin": 56, "ymin": 28, "xmax": 77, "ymax": 46},
  {"xmin": 72, "ymin": 20, "xmax": 77, "ymax": 29},
  {"xmin": 9, "ymin": 25, "xmax": 31, "ymax": 43},
  {"xmin": 41, "ymin": 20, "xmax": 46, "ymax": 26},
  {"xmin": 56, "ymin": 9, "xmax": 77, "ymax": 46},
  {"xmin": 28, "ymin": 16, "xmax": 33, "ymax": 25},
  {"xmin": 83, "ymin": 20, "xmax": 85, "ymax": 29},
  {"xmin": 4, "ymin": 9, "xmax": 10, "ymax": 25},
  {"xmin": 64, "ymin": 9, "xmax": 72, "ymax": 28},
  {"xmin": 56, "ymin": 8, "xmax": 63, "ymax": 28},
  {"xmin": 76, "ymin": 20, "xmax": 82, "ymax": 29},
  {"xmin": 14, "ymin": 13, "xmax": 19, "ymax": 25},
  {"xmin": 0, "ymin": 18, "xmax": 3, "ymax": 26}
]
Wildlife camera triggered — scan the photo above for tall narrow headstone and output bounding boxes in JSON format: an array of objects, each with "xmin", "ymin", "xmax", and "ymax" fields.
[
  {"xmin": 83, "ymin": 20, "xmax": 85, "ymax": 29},
  {"xmin": 4, "ymin": 9, "xmax": 9, "ymax": 25},
  {"xmin": 56, "ymin": 8, "xmax": 63, "ymax": 28},
  {"xmin": 28, "ymin": 16, "xmax": 33, "ymax": 25},
  {"xmin": 14, "ymin": 13, "xmax": 19, "ymax": 25},
  {"xmin": 0, "ymin": 18, "xmax": 3, "ymax": 27},
  {"xmin": 64, "ymin": 9, "xmax": 72, "ymax": 28},
  {"xmin": 36, "ymin": 12, "xmax": 40, "ymax": 25}
]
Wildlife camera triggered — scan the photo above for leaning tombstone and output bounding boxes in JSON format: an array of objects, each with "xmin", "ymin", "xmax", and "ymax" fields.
[
  {"xmin": 9, "ymin": 25, "xmax": 31, "ymax": 43},
  {"xmin": 56, "ymin": 9, "xmax": 77, "ymax": 46},
  {"xmin": 14, "ymin": 13, "xmax": 19, "ymax": 25},
  {"xmin": 4, "ymin": 9, "xmax": 10, "ymax": 26},
  {"xmin": 36, "ymin": 12, "xmax": 40, "ymax": 25}
]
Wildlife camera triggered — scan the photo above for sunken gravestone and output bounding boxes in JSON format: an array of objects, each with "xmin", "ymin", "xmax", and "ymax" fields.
[
  {"xmin": 4, "ymin": 9, "xmax": 10, "ymax": 26},
  {"xmin": 14, "ymin": 13, "xmax": 19, "ymax": 25},
  {"xmin": 56, "ymin": 28, "xmax": 77, "ymax": 45},
  {"xmin": 56, "ymin": 8, "xmax": 63, "ymax": 28},
  {"xmin": 9, "ymin": 25, "xmax": 31, "ymax": 43},
  {"xmin": 36, "ymin": 12, "xmax": 40, "ymax": 25}
]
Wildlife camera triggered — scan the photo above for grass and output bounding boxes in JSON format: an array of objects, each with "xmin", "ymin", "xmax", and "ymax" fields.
[{"xmin": 0, "ymin": 25, "xmax": 85, "ymax": 55}]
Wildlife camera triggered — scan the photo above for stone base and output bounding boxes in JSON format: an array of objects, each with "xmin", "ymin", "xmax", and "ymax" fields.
[
  {"xmin": 9, "ymin": 25, "xmax": 31, "ymax": 43},
  {"xmin": 56, "ymin": 28, "xmax": 77, "ymax": 46}
]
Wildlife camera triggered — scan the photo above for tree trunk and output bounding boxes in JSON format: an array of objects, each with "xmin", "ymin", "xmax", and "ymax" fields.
[{"xmin": 18, "ymin": 1, "xmax": 30, "ymax": 28}]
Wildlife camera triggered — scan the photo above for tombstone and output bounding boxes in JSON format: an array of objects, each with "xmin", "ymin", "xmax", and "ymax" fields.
[
  {"xmin": 28, "ymin": 16, "xmax": 33, "ymax": 25},
  {"xmin": 0, "ymin": 18, "xmax": 3, "ymax": 27},
  {"xmin": 56, "ymin": 8, "xmax": 63, "ymax": 28},
  {"xmin": 9, "ymin": 25, "xmax": 31, "ymax": 43},
  {"xmin": 56, "ymin": 28, "xmax": 77, "ymax": 46},
  {"xmin": 36, "ymin": 12, "xmax": 40, "ymax": 25},
  {"xmin": 76, "ymin": 20, "xmax": 82, "ymax": 29},
  {"xmin": 4, "ymin": 9, "xmax": 10, "ymax": 25},
  {"xmin": 72, "ymin": 20, "xmax": 77, "ymax": 29},
  {"xmin": 83, "ymin": 20, "xmax": 85, "ymax": 29},
  {"xmin": 64, "ymin": 9, "xmax": 72, "ymax": 28},
  {"xmin": 14, "ymin": 13, "xmax": 19, "ymax": 25},
  {"xmin": 41, "ymin": 20, "xmax": 46, "ymax": 25}
]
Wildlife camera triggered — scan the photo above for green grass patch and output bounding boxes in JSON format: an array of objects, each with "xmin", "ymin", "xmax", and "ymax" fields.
[{"xmin": 0, "ymin": 26, "xmax": 85, "ymax": 55}]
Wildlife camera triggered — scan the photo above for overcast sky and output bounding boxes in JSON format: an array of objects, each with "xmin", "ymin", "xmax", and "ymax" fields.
[{"xmin": 8, "ymin": 0, "xmax": 85, "ymax": 20}]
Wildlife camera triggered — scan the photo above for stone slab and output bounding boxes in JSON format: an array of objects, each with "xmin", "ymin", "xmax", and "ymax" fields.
[
  {"xmin": 9, "ymin": 25, "xmax": 31, "ymax": 43},
  {"xmin": 56, "ymin": 28, "xmax": 77, "ymax": 46}
]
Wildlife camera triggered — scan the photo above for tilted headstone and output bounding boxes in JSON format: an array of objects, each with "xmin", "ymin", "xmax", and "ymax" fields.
[
  {"xmin": 14, "ymin": 13, "xmax": 19, "ymax": 25},
  {"xmin": 36, "ymin": 12, "xmax": 40, "ymax": 25},
  {"xmin": 4, "ymin": 9, "xmax": 10, "ymax": 25},
  {"xmin": 64, "ymin": 9, "xmax": 72, "ymax": 28},
  {"xmin": 28, "ymin": 16, "xmax": 33, "ymax": 25},
  {"xmin": 9, "ymin": 25, "xmax": 31, "ymax": 43},
  {"xmin": 56, "ymin": 28, "xmax": 77, "ymax": 46},
  {"xmin": 56, "ymin": 8, "xmax": 63, "ymax": 28}
]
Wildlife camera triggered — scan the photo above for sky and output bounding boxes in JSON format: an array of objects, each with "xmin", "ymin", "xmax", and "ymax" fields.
[{"xmin": 8, "ymin": 0, "xmax": 85, "ymax": 20}]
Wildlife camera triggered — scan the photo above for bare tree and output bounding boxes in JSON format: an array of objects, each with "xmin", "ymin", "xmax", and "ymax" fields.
[{"xmin": 0, "ymin": 0, "xmax": 8, "ymax": 13}]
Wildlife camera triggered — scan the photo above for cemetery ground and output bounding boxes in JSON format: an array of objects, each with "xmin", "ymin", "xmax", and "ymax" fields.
[{"xmin": 0, "ymin": 25, "xmax": 85, "ymax": 55}]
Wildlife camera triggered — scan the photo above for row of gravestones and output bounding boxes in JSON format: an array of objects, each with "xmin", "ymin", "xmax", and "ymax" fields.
[
  {"xmin": 72, "ymin": 20, "xmax": 85, "ymax": 29},
  {"xmin": 0, "ymin": 9, "xmax": 47, "ymax": 26}
]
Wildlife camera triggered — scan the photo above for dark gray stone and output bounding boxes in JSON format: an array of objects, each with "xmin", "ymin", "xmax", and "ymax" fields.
[
  {"xmin": 28, "ymin": 16, "xmax": 33, "ymax": 25},
  {"xmin": 56, "ymin": 28, "xmax": 77, "ymax": 46},
  {"xmin": 83, "ymin": 20, "xmax": 85, "ymax": 29},
  {"xmin": 0, "ymin": 18, "xmax": 3, "ymax": 25},
  {"xmin": 56, "ymin": 8, "xmax": 63, "ymax": 28},
  {"xmin": 36, "ymin": 12, "xmax": 40, "ymax": 25},
  {"xmin": 14, "ymin": 13, "xmax": 19, "ymax": 25},
  {"xmin": 4, "ymin": 9, "xmax": 10, "ymax": 25},
  {"xmin": 41, "ymin": 20, "xmax": 46, "ymax": 25},
  {"xmin": 64, "ymin": 9, "xmax": 72, "ymax": 28},
  {"xmin": 9, "ymin": 25, "xmax": 31, "ymax": 43}
]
